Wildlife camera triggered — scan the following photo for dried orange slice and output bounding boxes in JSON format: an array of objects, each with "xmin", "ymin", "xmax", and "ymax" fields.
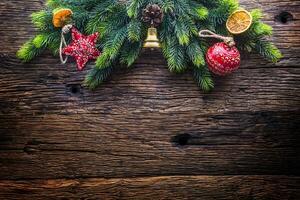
[
  {"xmin": 52, "ymin": 8, "xmax": 73, "ymax": 28},
  {"xmin": 226, "ymin": 9, "xmax": 252, "ymax": 35}
]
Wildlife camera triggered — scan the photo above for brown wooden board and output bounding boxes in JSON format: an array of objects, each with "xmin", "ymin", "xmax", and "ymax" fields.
[
  {"xmin": 0, "ymin": 0, "xmax": 300, "ymax": 199},
  {"xmin": 0, "ymin": 176, "xmax": 299, "ymax": 200}
]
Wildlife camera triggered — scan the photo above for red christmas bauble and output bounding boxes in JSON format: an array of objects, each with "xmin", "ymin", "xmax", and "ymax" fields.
[{"xmin": 206, "ymin": 42, "xmax": 240, "ymax": 76}]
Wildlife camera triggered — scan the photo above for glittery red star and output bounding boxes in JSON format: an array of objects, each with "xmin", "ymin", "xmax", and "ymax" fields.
[{"xmin": 63, "ymin": 27, "xmax": 101, "ymax": 71}]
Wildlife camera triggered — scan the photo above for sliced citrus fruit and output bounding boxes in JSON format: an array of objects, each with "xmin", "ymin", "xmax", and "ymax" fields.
[
  {"xmin": 52, "ymin": 8, "xmax": 73, "ymax": 28},
  {"xmin": 226, "ymin": 9, "xmax": 253, "ymax": 35}
]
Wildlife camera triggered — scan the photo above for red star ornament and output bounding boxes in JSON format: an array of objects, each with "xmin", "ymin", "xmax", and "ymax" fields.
[{"xmin": 63, "ymin": 27, "xmax": 101, "ymax": 71}]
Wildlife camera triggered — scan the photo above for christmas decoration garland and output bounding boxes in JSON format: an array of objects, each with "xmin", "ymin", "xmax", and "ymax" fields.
[{"xmin": 17, "ymin": 0, "xmax": 282, "ymax": 91}]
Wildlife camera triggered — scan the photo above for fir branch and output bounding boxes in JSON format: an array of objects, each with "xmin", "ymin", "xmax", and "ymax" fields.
[
  {"xmin": 162, "ymin": 38, "xmax": 187, "ymax": 73},
  {"xmin": 100, "ymin": 8, "xmax": 128, "ymax": 40},
  {"xmin": 250, "ymin": 9, "xmax": 263, "ymax": 22},
  {"xmin": 120, "ymin": 41, "xmax": 142, "ymax": 67},
  {"xmin": 31, "ymin": 10, "xmax": 53, "ymax": 31},
  {"xmin": 255, "ymin": 40, "xmax": 283, "ymax": 63},
  {"xmin": 174, "ymin": 16, "xmax": 198, "ymax": 45},
  {"xmin": 186, "ymin": 40, "xmax": 205, "ymax": 68},
  {"xmin": 31, "ymin": 31, "xmax": 61, "ymax": 56},
  {"xmin": 46, "ymin": 0, "xmax": 60, "ymax": 8},
  {"xmin": 95, "ymin": 52, "xmax": 113, "ymax": 69},
  {"xmin": 193, "ymin": 67, "xmax": 214, "ymax": 92},
  {"xmin": 85, "ymin": 0, "xmax": 122, "ymax": 34},
  {"xmin": 17, "ymin": 40, "xmax": 44, "ymax": 62},
  {"xmin": 174, "ymin": 0, "xmax": 190, "ymax": 16},
  {"xmin": 32, "ymin": 34, "xmax": 48, "ymax": 48},
  {"xmin": 18, "ymin": 0, "xmax": 282, "ymax": 92},
  {"xmin": 127, "ymin": 19, "xmax": 142, "ymax": 42},
  {"xmin": 47, "ymin": 31, "xmax": 63, "ymax": 55},
  {"xmin": 158, "ymin": 14, "xmax": 173, "ymax": 41},
  {"xmin": 193, "ymin": 6, "xmax": 209, "ymax": 20},
  {"xmin": 235, "ymin": 9, "xmax": 278, "ymax": 56},
  {"xmin": 127, "ymin": 0, "xmax": 143, "ymax": 18},
  {"xmin": 249, "ymin": 21, "xmax": 273, "ymax": 37},
  {"xmin": 161, "ymin": 0, "xmax": 175, "ymax": 13},
  {"xmin": 85, "ymin": 17, "xmax": 106, "ymax": 34},
  {"xmin": 175, "ymin": 18, "xmax": 190, "ymax": 45},
  {"xmin": 100, "ymin": 26, "xmax": 128, "ymax": 62},
  {"xmin": 84, "ymin": 65, "xmax": 114, "ymax": 89},
  {"xmin": 209, "ymin": 0, "xmax": 238, "ymax": 26}
]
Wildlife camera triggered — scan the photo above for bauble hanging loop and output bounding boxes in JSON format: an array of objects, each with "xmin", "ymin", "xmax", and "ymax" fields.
[
  {"xmin": 59, "ymin": 24, "xmax": 73, "ymax": 64},
  {"xmin": 199, "ymin": 30, "xmax": 235, "ymax": 47},
  {"xmin": 62, "ymin": 24, "xmax": 73, "ymax": 34}
]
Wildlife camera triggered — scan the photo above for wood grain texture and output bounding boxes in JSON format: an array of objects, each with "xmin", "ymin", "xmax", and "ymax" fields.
[
  {"xmin": 0, "ymin": 176, "xmax": 299, "ymax": 200},
  {"xmin": 0, "ymin": 0, "xmax": 300, "ymax": 199}
]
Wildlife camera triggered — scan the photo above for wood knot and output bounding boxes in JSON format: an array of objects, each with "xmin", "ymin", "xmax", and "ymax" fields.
[
  {"xmin": 275, "ymin": 11, "xmax": 293, "ymax": 24},
  {"xmin": 67, "ymin": 84, "xmax": 82, "ymax": 96},
  {"xmin": 23, "ymin": 140, "xmax": 40, "ymax": 154},
  {"xmin": 172, "ymin": 133, "xmax": 191, "ymax": 146}
]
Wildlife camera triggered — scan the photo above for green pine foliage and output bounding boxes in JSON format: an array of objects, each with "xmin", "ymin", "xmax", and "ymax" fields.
[
  {"xmin": 18, "ymin": 0, "xmax": 282, "ymax": 91},
  {"xmin": 234, "ymin": 9, "xmax": 282, "ymax": 62},
  {"xmin": 17, "ymin": 40, "xmax": 44, "ymax": 62},
  {"xmin": 84, "ymin": 65, "xmax": 114, "ymax": 89},
  {"xmin": 31, "ymin": 10, "xmax": 53, "ymax": 31},
  {"xmin": 194, "ymin": 67, "xmax": 214, "ymax": 92},
  {"xmin": 127, "ymin": 19, "xmax": 142, "ymax": 42},
  {"xmin": 255, "ymin": 40, "xmax": 282, "ymax": 63},
  {"xmin": 120, "ymin": 41, "xmax": 143, "ymax": 67},
  {"xmin": 186, "ymin": 39, "xmax": 206, "ymax": 68}
]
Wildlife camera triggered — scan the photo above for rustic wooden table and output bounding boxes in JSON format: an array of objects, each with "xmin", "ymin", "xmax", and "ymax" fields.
[{"xmin": 0, "ymin": 0, "xmax": 299, "ymax": 199}]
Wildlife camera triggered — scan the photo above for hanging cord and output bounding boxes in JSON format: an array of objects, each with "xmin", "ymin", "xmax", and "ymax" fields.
[
  {"xmin": 59, "ymin": 24, "xmax": 73, "ymax": 64},
  {"xmin": 199, "ymin": 30, "xmax": 235, "ymax": 47}
]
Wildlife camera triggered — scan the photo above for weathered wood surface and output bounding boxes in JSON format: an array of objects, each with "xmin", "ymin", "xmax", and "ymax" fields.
[
  {"xmin": 0, "ymin": 0, "xmax": 300, "ymax": 199},
  {"xmin": 0, "ymin": 176, "xmax": 299, "ymax": 200}
]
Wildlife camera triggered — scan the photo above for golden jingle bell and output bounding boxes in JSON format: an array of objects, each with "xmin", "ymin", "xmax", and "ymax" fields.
[{"xmin": 143, "ymin": 27, "xmax": 160, "ymax": 49}]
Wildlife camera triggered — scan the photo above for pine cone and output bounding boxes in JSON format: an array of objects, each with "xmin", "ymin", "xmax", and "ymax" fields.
[{"xmin": 142, "ymin": 4, "xmax": 164, "ymax": 27}]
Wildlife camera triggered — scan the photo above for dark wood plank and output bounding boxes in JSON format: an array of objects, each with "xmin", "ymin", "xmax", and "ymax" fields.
[
  {"xmin": 0, "ymin": 107, "xmax": 299, "ymax": 179},
  {"xmin": 1, "ymin": 146, "xmax": 299, "ymax": 179},
  {"xmin": 1, "ymin": 53, "xmax": 299, "ymax": 179},
  {"xmin": 0, "ymin": 1, "xmax": 299, "ymax": 199},
  {"xmin": 0, "ymin": 176, "xmax": 299, "ymax": 200}
]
